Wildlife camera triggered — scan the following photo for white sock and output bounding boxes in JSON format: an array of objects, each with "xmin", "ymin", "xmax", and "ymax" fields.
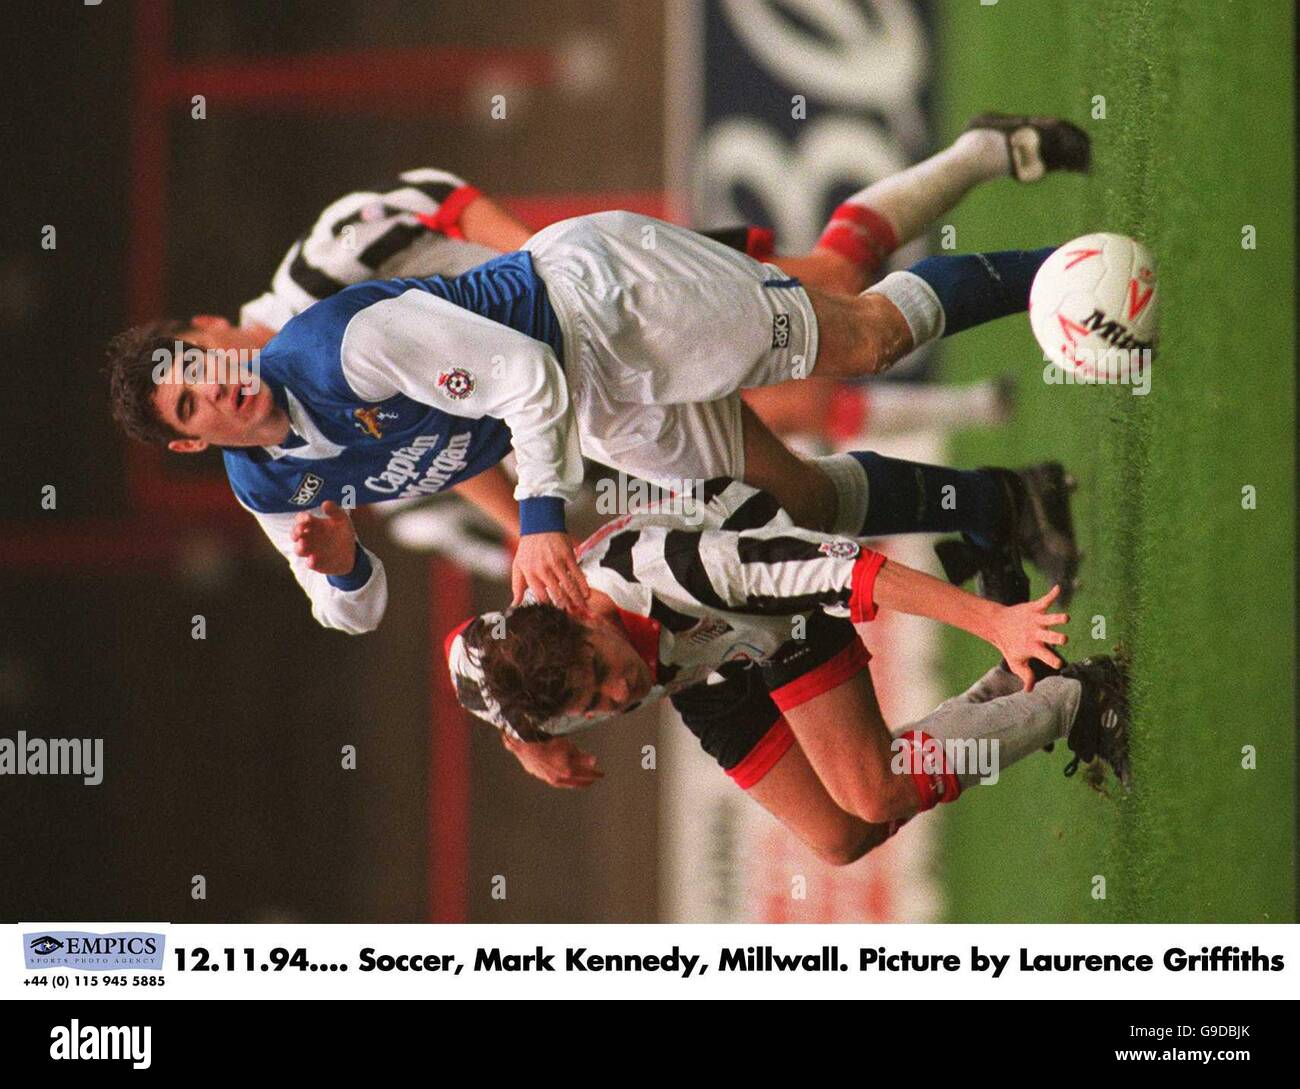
[
  {"xmin": 894, "ymin": 666, "xmax": 1081, "ymax": 789},
  {"xmin": 841, "ymin": 129, "xmax": 1009, "ymax": 248},
  {"xmin": 865, "ymin": 269, "xmax": 944, "ymax": 348},
  {"xmin": 810, "ymin": 452, "xmax": 869, "ymax": 536},
  {"xmin": 854, "ymin": 379, "xmax": 1011, "ymax": 438}
]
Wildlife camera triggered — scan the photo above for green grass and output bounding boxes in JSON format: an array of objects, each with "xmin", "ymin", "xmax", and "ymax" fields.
[{"xmin": 935, "ymin": 0, "xmax": 1295, "ymax": 921}]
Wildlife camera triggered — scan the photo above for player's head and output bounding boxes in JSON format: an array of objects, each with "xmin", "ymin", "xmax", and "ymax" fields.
[
  {"xmin": 446, "ymin": 603, "xmax": 654, "ymax": 739},
  {"xmin": 106, "ymin": 315, "xmax": 280, "ymax": 452}
]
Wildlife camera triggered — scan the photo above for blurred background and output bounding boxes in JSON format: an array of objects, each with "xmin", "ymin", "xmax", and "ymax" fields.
[{"xmin": 4, "ymin": 0, "xmax": 1291, "ymax": 925}]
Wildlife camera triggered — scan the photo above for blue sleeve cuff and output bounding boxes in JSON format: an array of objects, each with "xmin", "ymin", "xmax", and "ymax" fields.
[
  {"xmin": 518, "ymin": 496, "xmax": 566, "ymax": 536},
  {"xmin": 327, "ymin": 542, "xmax": 373, "ymax": 591}
]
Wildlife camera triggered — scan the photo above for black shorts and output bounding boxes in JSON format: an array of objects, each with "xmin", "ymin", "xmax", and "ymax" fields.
[{"xmin": 670, "ymin": 611, "xmax": 870, "ymax": 789}]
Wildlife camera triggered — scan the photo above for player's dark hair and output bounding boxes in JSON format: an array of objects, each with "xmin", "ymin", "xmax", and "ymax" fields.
[
  {"xmin": 461, "ymin": 604, "xmax": 588, "ymax": 741},
  {"xmin": 105, "ymin": 319, "xmax": 193, "ymax": 446}
]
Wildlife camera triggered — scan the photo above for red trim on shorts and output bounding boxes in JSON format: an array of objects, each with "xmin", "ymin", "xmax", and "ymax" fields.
[
  {"xmin": 817, "ymin": 203, "xmax": 899, "ymax": 274},
  {"xmin": 416, "ymin": 183, "xmax": 483, "ymax": 240},
  {"xmin": 825, "ymin": 385, "xmax": 869, "ymax": 444},
  {"xmin": 729, "ymin": 716, "xmax": 795, "ymax": 790},
  {"xmin": 745, "ymin": 225, "xmax": 776, "ymax": 262},
  {"xmin": 613, "ymin": 608, "xmax": 664, "ymax": 681},
  {"xmin": 769, "ymin": 639, "xmax": 872, "ymax": 714},
  {"xmin": 895, "ymin": 729, "xmax": 962, "ymax": 812},
  {"xmin": 849, "ymin": 550, "xmax": 887, "ymax": 622}
]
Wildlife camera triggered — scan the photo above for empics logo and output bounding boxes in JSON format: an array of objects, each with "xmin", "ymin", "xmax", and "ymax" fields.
[
  {"xmin": 29, "ymin": 935, "xmax": 63, "ymax": 956},
  {"xmin": 50, "ymin": 1021, "xmax": 151, "ymax": 1070},
  {"xmin": 24, "ymin": 930, "xmax": 166, "ymax": 971}
]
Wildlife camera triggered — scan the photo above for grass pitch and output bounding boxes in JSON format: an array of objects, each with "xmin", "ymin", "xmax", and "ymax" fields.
[{"xmin": 935, "ymin": 0, "xmax": 1295, "ymax": 921}]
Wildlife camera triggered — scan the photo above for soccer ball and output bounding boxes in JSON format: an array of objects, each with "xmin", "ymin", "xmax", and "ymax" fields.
[{"xmin": 1029, "ymin": 232, "xmax": 1158, "ymax": 379}]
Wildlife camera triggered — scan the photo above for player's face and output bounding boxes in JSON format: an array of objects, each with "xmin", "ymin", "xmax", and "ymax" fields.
[
  {"xmin": 152, "ymin": 320, "xmax": 285, "ymax": 451},
  {"xmin": 565, "ymin": 622, "xmax": 654, "ymax": 720}
]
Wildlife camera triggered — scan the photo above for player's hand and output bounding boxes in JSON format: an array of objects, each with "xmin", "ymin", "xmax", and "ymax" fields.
[
  {"xmin": 291, "ymin": 501, "xmax": 357, "ymax": 576},
  {"xmin": 989, "ymin": 585, "xmax": 1069, "ymax": 691},
  {"xmin": 511, "ymin": 532, "xmax": 589, "ymax": 613},
  {"xmin": 503, "ymin": 733, "xmax": 603, "ymax": 789}
]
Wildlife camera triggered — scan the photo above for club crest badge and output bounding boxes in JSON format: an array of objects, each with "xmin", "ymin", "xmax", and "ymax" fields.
[
  {"xmin": 438, "ymin": 367, "xmax": 475, "ymax": 401},
  {"xmin": 352, "ymin": 405, "xmax": 397, "ymax": 439},
  {"xmin": 818, "ymin": 539, "xmax": 860, "ymax": 559}
]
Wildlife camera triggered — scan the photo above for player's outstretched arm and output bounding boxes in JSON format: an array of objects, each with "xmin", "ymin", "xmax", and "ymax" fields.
[
  {"xmin": 340, "ymin": 291, "xmax": 588, "ymax": 609},
  {"xmin": 290, "ymin": 500, "xmax": 358, "ymax": 574},
  {"xmin": 450, "ymin": 464, "xmax": 521, "ymax": 539},
  {"xmin": 873, "ymin": 563, "xmax": 1067, "ymax": 690},
  {"xmin": 669, "ymin": 522, "xmax": 1064, "ymax": 689},
  {"xmin": 457, "ymin": 192, "xmax": 534, "ymax": 252},
  {"xmin": 248, "ymin": 501, "xmax": 389, "ymax": 635},
  {"xmin": 500, "ymin": 731, "xmax": 603, "ymax": 790}
]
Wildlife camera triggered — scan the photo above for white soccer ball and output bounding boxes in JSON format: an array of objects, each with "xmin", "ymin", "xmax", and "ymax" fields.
[{"xmin": 1029, "ymin": 232, "xmax": 1158, "ymax": 379}]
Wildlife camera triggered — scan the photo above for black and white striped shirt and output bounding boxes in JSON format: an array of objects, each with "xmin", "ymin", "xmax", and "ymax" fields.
[
  {"xmin": 240, "ymin": 167, "xmax": 496, "ymax": 332},
  {"xmin": 448, "ymin": 479, "xmax": 885, "ymax": 736}
]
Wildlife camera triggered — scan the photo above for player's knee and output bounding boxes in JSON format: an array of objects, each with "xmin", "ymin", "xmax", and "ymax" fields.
[
  {"xmin": 841, "ymin": 776, "xmax": 915, "ymax": 827},
  {"xmin": 814, "ymin": 825, "xmax": 877, "ymax": 867},
  {"xmin": 856, "ymin": 796, "xmax": 902, "ymax": 827},
  {"xmin": 852, "ymin": 292, "xmax": 913, "ymax": 375}
]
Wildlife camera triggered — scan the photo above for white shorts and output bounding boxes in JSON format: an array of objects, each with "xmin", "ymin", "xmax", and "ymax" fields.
[{"xmin": 526, "ymin": 212, "xmax": 819, "ymax": 484}]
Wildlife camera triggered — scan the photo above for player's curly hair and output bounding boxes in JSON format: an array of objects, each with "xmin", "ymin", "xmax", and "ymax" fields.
[
  {"xmin": 461, "ymin": 604, "xmax": 588, "ymax": 741},
  {"xmin": 105, "ymin": 319, "xmax": 192, "ymax": 446}
]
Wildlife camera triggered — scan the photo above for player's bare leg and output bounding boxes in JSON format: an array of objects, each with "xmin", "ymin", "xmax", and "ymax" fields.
[
  {"xmin": 738, "ymin": 401, "xmax": 839, "ymax": 531},
  {"xmin": 737, "ymin": 398, "xmax": 1075, "ymax": 602},
  {"xmin": 801, "ymin": 244, "xmax": 1058, "ymax": 382},
  {"xmin": 744, "ymin": 738, "xmax": 889, "ymax": 867},
  {"xmin": 806, "ymin": 287, "xmax": 916, "ymax": 379},
  {"xmin": 780, "ymin": 654, "xmax": 1127, "ymax": 827},
  {"xmin": 742, "ymin": 381, "xmax": 838, "ymax": 440},
  {"xmin": 781, "ymin": 668, "xmax": 919, "ymax": 825},
  {"xmin": 742, "ymin": 116, "xmax": 1087, "ymax": 439},
  {"xmin": 772, "ymin": 115, "xmax": 1091, "ymax": 297},
  {"xmin": 769, "ymin": 251, "xmax": 866, "ymax": 296}
]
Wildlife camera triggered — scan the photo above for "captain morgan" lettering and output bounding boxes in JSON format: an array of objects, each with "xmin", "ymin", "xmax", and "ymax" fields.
[{"xmin": 364, "ymin": 430, "xmax": 472, "ymax": 498}]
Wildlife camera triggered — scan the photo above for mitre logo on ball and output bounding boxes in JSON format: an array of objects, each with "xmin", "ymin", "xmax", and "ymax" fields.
[{"xmin": 1029, "ymin": 232, "xmax": 1158, "ymax": 380}]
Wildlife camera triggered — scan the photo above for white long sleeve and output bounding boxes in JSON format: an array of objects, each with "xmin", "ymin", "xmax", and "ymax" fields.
[
  {"xmin": 245, "ymin": 506, "xmax": 389, "ymax": 634},
  {"xmin": 339, "ymin": 288, "xmax": 585, "ymax": 528}
]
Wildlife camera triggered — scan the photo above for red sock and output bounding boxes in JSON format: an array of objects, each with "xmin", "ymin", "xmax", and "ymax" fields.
[
  {"xmin": 745, "ymin": 226, "xmax": 776, "ymax": 262},
  {"xmin": 817, "ymin": 203, "xmax": 899, "ymax": 278},
  {"xmin": 895, "ymin": 729, "xmax": 962, "ymax": 811},
  {"xmin": 825, "ymin": 385, "xmax": 869, "ymax": 444}
]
